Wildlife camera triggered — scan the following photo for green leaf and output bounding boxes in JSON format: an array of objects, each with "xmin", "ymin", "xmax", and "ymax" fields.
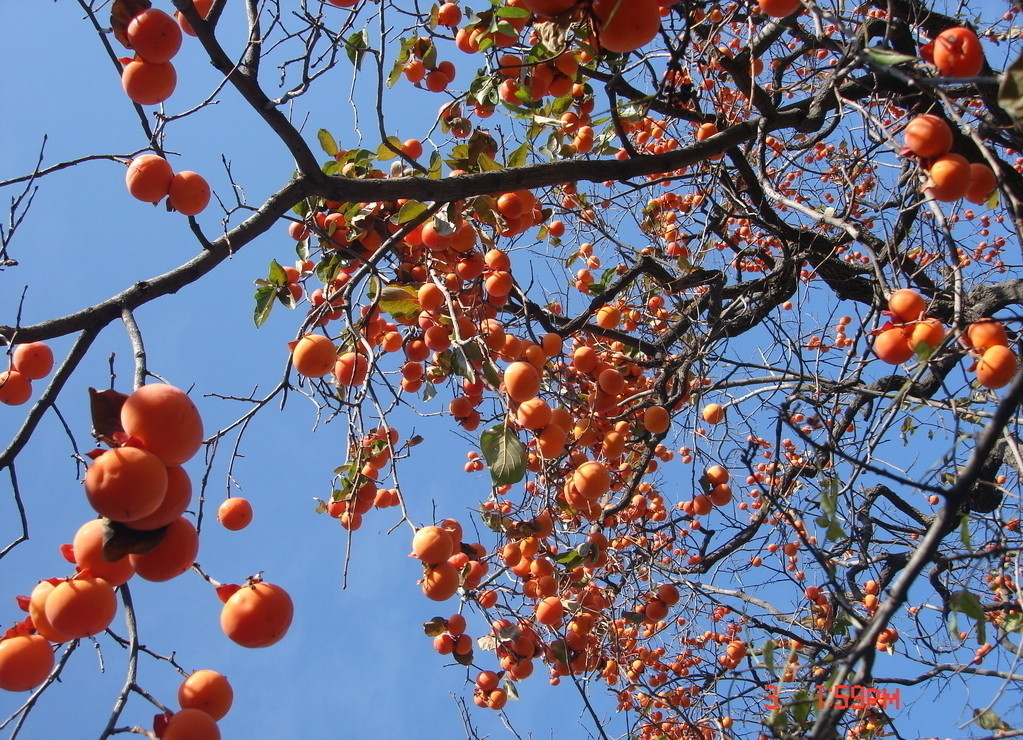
[
  {"xmin": 553, "ymin": 549, "xmax": 583, "ymax": 568},
  {"xmin": 1003, "ymin": 612, "xmax": 1023, "ymax": 633},
  {"xmin": 480, "ymin": 423, "xmax": 527, "ymax": 486},
  {"xmin": 548, "ymin": 638, "xmax": 570, "ymax": 664},
  {"xmin": 495, "ymin": 4, "xmax": 530, "ymax": 17},
  {"xmin": 477, "ymin": 153, "xmax": 503, "ymax": 172},
  {"xmin": 998, "ymin": 49, "xmax": 1023, "ymax": 131},
  {"xmin": 253, "ymin": 285, "xmax": 275, "ymax": 328},
  {"xmin": 504, "ymin": 679, "xmax": 519, "ymax": 701},
  {"xmin": 428, "ymin": 150, "xmax": 443, "ymax": 179},
  {"xmin": 865, "ymin": 46, "xmax": 917, "ymax": 67},
  {"xmin": 422, "ymin": 381, "xmax": 437, "ymax": 402},
  {"xmin": 387, "ymin": 37, "xmax": 414, "ymax": 87},
  {"xmin": 481, "ymin": 360, "xmax": 502, "ymax": 390},
  {"xmin": 396, "ymin": 200, "xmax": 428, "ymax": 223},
  {"xmin": 317, "ymin": 129, "xmax": 339, "ymax": 157},
  {"xmin": 316, "ymin": 254, "xmax": 342, "ymax": 284},
  {"xmin": 973, "ymin": 709, "xmax": 1012, "ymax": 731},
  {"xmin": 378, "ymin": 284, "xmax": 420, "ymax": 321},
  {"xmin": 376, "ymin": 135, "xmax": 404, "ymax": 161},
  {"xmin": 267, "ymin": 258, "xmax": 288, "ymax": 287},
  {"xmin": 102, "ymin": 518, "xmax": 168, "ymax": 560},
  {"xmin": 479, "ymin": 505, "xmax": 511, "ymax": 534},
  {"xmin": 508, "ymin": 141, "xmax": 530, "ymax": 168},
  {"xmin": 423, "ymin": 617, "xmax": 447, "ymax": 636},
  {"xmin": 448, "ymin": 346, "xmax": 476, "ymax": 383},
  {"xmin": 762, "ymin": 639, "xmax": 776, "ymax": 675},
  {"xmin": 422, "ymin": 41, "xmax": 437, "ymax": 70},
  {"xmin": 346, "ymin": 30, "xmax": 369, "ymax": 69},
  {"xmin": 960, "ymin": 513, "xmax": 973, "ymax": 551},
  {"xmin": 275, "ymin": 285, "xmax": 297, "ymax": 310},
  {"xmin": 949, "ymin": 590, "xmax": 987, "ymax": 644},
  {"xmin": 791, "ymin": 689, "xmax": 813, "ymax": 724},
  {"xmin": 768, "ymin": 708, "xmax": 790, "ymax": 731}
]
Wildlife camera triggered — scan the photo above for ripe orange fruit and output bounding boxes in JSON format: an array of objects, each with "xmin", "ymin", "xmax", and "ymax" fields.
[
  {"xmin": 71, "ymin": 519, "xmax": 135, "ymax": 587},
  {"xmin": 907, "ymin": 318, "xmax": 945, "ymax": 352},
  {"xmin": 705, "ymin": 465, "xmax": 729, "ymax": 485},
  {"xmin": 0, "ymin": 371, "xmax": 31, "ymax": 406},
  {"xmin": 128, "ymin": 464, "xmax": 192, "ymax": 531},
  {"xmin": 572, "ymin": 460, "xmax": 611, "ymax": 500},
  {"xmin": 504, "ymin": 361, "xmax": 541, "ymax": 402},
  {"xmin": 422, "ymin": 562, "xmax": 460, "ymax": 601},
  {"xmin": 401, "ymin": 138, "xmax": 424, "ymax": 159},
  {"xmin": 597, "ymin": 367, "xmax": 625, "ymax": 395},
  {"xmin": 178, "ymin": 669, "xmax": 233, "ymax": 721},
  {"xmin": 927, "ymin": 153, "xmax": 971, "ymax": 202},
  {"xmin": 709, "ymin": 483, "xmax": 732, "ymax": 506},
  {"xmin": 887, "ymin": 288, "xmax": 926, "ymax": 322},
  {"xmin": 484, "ymin": 271, "xmax": 514, "ymax": 297},
  {"xmin": 84, "ymin": 447, "xmax": 168, "ymax": 523},
  {"xmin": 220, "ymin": 581, "xmax": 294, "ymax": 648},
  {"xmin": 496, "ymin": 192, "xmax": 524, "ymax": 220},
  {"xmin": 692, "ymin": 494, "xmax": 712, "ymax": 515},
  {"xmin": 0, "ymin": 634, "xmax": 53, "ymax": 692},
  {"xmin": 168, "ymin": 171, "xmax": 211, "ymax": 216},
  {"xmin": 657, "ymin": 583, "xmax": 680, "ymax": 606},
  {"xmin": 522, "ymin": 0, "xmax": 576, "ymax": 15},
  {"xmin": 163, "ymin": 708, "xmax": 221, "ymax": 740},
  {"xmin": 488, "ymin": 688, "xmax": 508, "ymax": 709},
  {"xmin": 126, "ymin": 154, "xmax": 174, "ymax": 204},
  {"xmin": 120, "ymin": 383, "xmax": 204, "ymax": 465},
  {"xmin": 902, "ymin": 115, "xmax": 953, "ymax": 159},
  {"xmin": 12, "ymin": 342, "xmax": 53, "ymax": 380},
  {"xmin": 965, "ymin": 319, "xmax": 1009, "ymax": 351},
  {"xmin": 127, "ymin": 9, "xmax": 183, "ymax": 64},
  {"xmin": 965, "ymin": 163, "xmax": 997, "ymax": 205},
  {"xmin": 976, "ymin": 345, "xmax": 1018, "ymax": 389},
  {"xmin": 873, "ymin": 327, "xmax": 914, "ymax": 364},
  {"xmin": 932, "ymin": 26, "xmax": 984, "ymax": 78},
  {"xmin": 696, "ymin": 122, "xmax": 718, "ymax": 142},
  {"xmin": 701, "ymin": 403, "xmax": 725, "ymax": 424},
  {"xmin": 335, "ymin": 352, "xmax": 369, "ymax": 386},
  {"xmin": 643, "ymin": 405, "xmax": 670, "ymax": 434},
  {"xmin": 592, "ymin": 0, "xmax": 661, "ymax": 53},
  {"xmin": 645, "ymin": 598, "xmax": 669, "ymax": 622},
  {"xmin": 129, "ymin": 516, "xmax": 199, "ymax": 582},
  {"xmin": 176, "ymin": 0, "xmax": 215, "ymax": 36},
  {"xmin": 417, "ymin": 282, "xmax": 445, "ymax": 313},
  {"xmin": 412, "ymin": 526, "xmax": 455, "ymax": 564},
  {"xmin": 121, "ymin": 58, "xmax": 177, "ymax": 105},
  {"xmin": 217, "ymin": 498, "xmax": 253, "ymax": 531},
  {"xmin": 757, "ymin": 0, "xmax": 801, "ymax": 16},
  {"xmin": 28, "ymin": 581, "xmax": 72, "ymax": 643},
  {"xmin": 595, "ymin": 305, "xmax": 621, "ymax": 329},
  {"xmin": 541, "ymin": 333, "xmax": 563, "ymax": 358},
  {"xmin": 535, "ymin": 596, "xmax": 564, "ymax": 625},
  {"xmin": 536, "ymin": 423, "xmax": 567, "ymax": 458},
  {"xmin": 516, "ymin": 397, "xmax": 553, "ymax": 430},
  {"xmin": 572, "ymin": 345, "xmax": 598, "ymax": 373},
  {"xmin": 45, "ymin": 576, "xmax": 118, "ymax": 639}
]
